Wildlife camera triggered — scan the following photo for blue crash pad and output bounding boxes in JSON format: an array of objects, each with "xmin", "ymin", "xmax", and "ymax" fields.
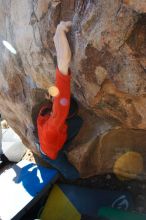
[
  {"xmin": 59, "ymin": 184, "xmax": 133, "ymax": 218},
  {"xmin": 0, "ymin": 160, "xmax": 58, "ymax": 220}
]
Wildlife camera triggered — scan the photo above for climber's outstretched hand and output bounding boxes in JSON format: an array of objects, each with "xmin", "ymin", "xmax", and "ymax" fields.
[{"xmin": 53, "ymin": 21, "xmax": 72, "ymax": 75}]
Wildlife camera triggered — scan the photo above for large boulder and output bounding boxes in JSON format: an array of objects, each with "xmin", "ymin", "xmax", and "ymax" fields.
[{"xmin": 0, "ymin": 0, "xmax": 146, "ymax": 178}]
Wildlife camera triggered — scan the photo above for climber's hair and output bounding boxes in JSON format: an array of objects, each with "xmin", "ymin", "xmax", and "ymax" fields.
[{"xmin": 31, "ymin": 99, "xmax": 52, "ymax": 138}]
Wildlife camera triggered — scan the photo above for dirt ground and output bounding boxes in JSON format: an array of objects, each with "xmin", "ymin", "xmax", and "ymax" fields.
[{"xmin": 22, "ymin": 148, "xmax": 35, "ymax": 162}]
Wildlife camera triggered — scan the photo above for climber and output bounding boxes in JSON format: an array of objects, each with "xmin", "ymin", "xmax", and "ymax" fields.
[{"xmin": 36, "ymin": 21, "xmax": 83, "ymax": 180}]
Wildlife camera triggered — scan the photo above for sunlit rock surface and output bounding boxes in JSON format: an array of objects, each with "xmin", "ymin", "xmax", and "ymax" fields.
[
  {"xmin": 0, "ymin": 0, "xmax": 146, "ymax": 178},
  {"xmin": 68, "ymin": 111, "xmax": 146, "ymax": 178}
]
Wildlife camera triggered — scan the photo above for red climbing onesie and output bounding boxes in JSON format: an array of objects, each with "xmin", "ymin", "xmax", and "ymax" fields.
[{"xmin": 37, "ymin": 68, "xmax": 71, "ymax": 160}]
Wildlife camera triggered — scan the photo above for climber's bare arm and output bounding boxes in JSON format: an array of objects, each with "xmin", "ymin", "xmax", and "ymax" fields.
[{"xmin": 53, "ymin": 21, "xmax": 72, "ymax": 75}]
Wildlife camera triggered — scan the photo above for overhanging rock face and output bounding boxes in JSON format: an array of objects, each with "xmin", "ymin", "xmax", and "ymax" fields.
[{"xmin": 0, "ymin": 0, "xmax": 146, "ymax": 178}]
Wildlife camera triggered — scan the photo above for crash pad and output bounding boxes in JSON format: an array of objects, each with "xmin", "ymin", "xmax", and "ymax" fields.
[
  {"xmin": 59, "ymin": 184, "xmax": 133, "ymax": 217},
  {"xmin": 98, "ymin": 207, "xmax": 146, "ymax": 220},
  {"xmin": 1, "ymin": 127, "xmax": 27, "ymax": 162},
  {"xmin": 40, "ymin": 184, "xmax": 133, "ymax": 219},
  {"xmin": 40, "ymin": 184, "xmax": 81, "ymax": 220},
  {"xmin": 2, "ymin": 127, "xmax": 21, "ymax": 142},
  {"xmin": 0, "ymin": 160, "xmax": 58, "ymax": 220}
]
